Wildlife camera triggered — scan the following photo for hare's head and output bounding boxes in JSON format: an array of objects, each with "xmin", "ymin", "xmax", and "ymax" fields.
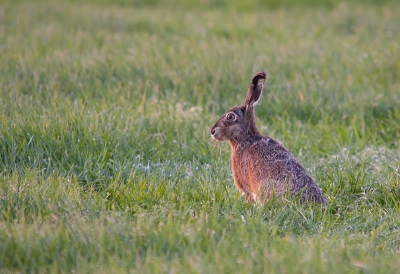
[{"xmin": 210, "ymin": 71, "xmax": 266, "ymax": 143}]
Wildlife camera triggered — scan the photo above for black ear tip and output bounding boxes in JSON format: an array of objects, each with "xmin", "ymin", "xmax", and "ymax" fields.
[{"xmin": 252, "ymin": 71, "xmax": 266, "ymax": 81}]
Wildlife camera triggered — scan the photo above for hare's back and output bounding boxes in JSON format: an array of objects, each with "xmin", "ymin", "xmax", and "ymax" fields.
[
  {"xmin": 253, "ymin": 136, "xmax": 326, "ymax": 203},
  {"xmin": 243, "ymin": 136, "xmax": 314, "ymax": 186},
  {"xmin": 246, "ymin": 136, "xmax": 294, "ymax": 163}
]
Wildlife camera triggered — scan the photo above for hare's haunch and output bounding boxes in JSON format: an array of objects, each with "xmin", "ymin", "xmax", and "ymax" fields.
[{"xmin": 210, "ymin": 71, "xmax": 326, "ymax": 204}]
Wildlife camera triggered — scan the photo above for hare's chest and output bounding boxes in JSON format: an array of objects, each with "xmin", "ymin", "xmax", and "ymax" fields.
[{"xmin": 232, "ymin": 149, "xmax": 261, "ymax": 181}]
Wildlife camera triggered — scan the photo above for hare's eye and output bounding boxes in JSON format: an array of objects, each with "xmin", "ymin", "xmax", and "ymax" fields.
[{"xmin": 226, "ymin": 113, "xmax": 236, "ymax": 121}]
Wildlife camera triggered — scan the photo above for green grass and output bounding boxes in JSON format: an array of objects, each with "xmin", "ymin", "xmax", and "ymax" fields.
[{"xmin": 1, "ymin": 0, "xmax": 400, "ymax": 272}]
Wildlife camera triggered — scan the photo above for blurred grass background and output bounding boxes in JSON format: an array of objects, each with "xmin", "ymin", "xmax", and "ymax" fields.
[{"xmin": 1, "ymin": 0, "xmax": 400, "ymax": 273}]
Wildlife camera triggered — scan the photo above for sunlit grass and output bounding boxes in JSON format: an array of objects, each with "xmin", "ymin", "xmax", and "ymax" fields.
[{"xmin": 1, "ymin": 0, "xmax": 400, "ymax": 272}]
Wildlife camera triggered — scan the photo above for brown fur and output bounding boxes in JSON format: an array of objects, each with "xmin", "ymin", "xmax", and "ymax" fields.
[{"xmin": 210, "ymin": 71, "xmax": 326, "ymax": 204}]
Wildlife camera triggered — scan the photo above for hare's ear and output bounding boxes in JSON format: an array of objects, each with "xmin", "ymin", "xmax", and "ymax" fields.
[{"xmin": 245, "ymin": 71, "xmax": 266, "ymax": 108}]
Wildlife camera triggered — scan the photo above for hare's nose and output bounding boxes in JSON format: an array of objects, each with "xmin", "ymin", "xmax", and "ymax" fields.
[{"xmin": 211, "ymin": 129, "xmax": 216, "ymax": 135}]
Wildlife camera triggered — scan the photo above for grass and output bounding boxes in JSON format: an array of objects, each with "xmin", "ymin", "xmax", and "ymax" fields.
[{"xmin": 1, "ymin": 0, "xmax": 400, "ymax": 272}]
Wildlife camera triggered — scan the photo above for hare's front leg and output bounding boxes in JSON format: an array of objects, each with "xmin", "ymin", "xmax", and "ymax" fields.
[
  {"xmin": 232, "ymin": 170, "xmax": 253, "ymax": 202},
  {"xmin": 232, "ymin": 170, "xmax": 244, "ymax": 191},
  {"xmin": 243, "ymin": 192, "xmax": 257, "ymax": 203}
]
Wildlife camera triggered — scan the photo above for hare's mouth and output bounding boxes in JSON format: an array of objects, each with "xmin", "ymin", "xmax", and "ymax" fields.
[
  {"xmin": 210, "ymin": 132, "xmax": 218, "ymax": 141},
  {"xmin": 210, "ymin": 128, "xmax": 224, "ymax": 141}
]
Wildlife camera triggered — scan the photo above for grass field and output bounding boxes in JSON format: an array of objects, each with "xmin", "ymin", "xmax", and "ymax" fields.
[{"xmin": 1, "ymin": 0, "xmax": 400, "ymax": 272}]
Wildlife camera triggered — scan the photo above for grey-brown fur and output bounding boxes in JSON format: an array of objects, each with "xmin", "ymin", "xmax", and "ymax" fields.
[{"xmin": 210, "ymin": 71, "xmax": 326, "ymax": 204}]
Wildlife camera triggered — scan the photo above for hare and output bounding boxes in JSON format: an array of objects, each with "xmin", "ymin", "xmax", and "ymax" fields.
[{"xmin": 210, "ymin": 71, "xmax": 326, "ymax": 204}]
